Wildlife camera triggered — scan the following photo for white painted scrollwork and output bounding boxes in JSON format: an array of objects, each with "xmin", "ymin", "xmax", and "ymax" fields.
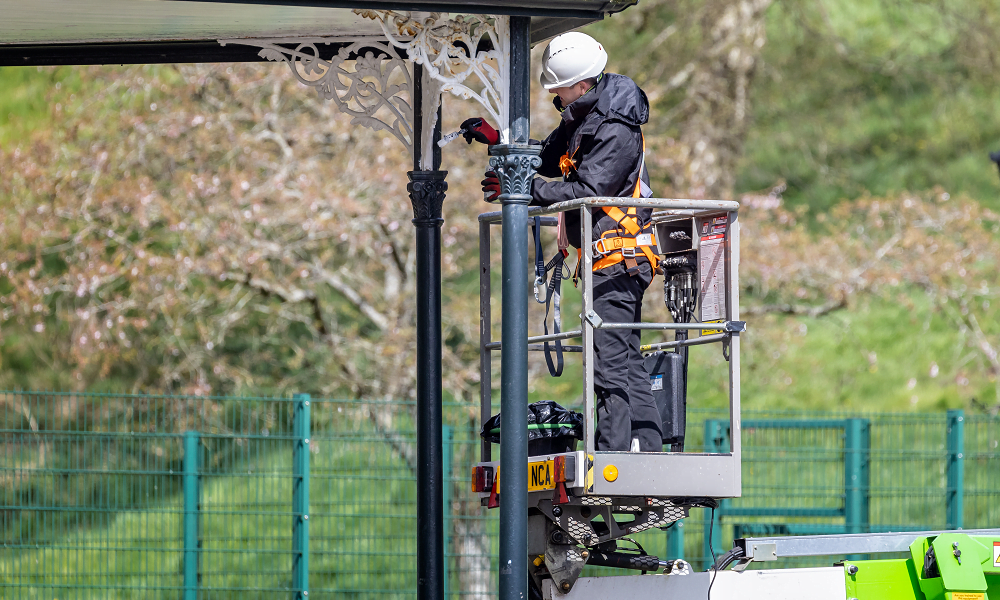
[
  {"xmin": 355, "ymin": 10, "xmax": 511, "ymax": 145},
  {"xmin": 219, "ymin": 37, "xmax": 414, "ymax": 152},
  {"xmin": 220, "ymin": 13, "xmax": 510, "ymax": 168}
]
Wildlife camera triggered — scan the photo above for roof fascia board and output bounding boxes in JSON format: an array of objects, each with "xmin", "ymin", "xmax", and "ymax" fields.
[
  {"xmin": 0, "ymin": 13, "xmax": 606, "ymax": 66},
  {"xmin": 165, "ymin": 0, "xmax": 607, "ymax": 19},
  {"xmin": 0, "ymin": 40, "xmax": 364, "ymax": 67},
  {"xmin": 528, "ymin": 16, "xmax": 600, "ymax": 44}
]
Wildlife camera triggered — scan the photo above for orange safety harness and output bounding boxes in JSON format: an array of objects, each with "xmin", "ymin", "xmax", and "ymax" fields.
[{"xmin": 560, "ymin": 136, "xmax": 659, "ymax": 278}]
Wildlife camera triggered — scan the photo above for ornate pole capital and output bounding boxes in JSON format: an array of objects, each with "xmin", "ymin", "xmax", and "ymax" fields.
[
  {"xmin": 489, "ymin": 144, "xmax": 541, "ymax": 206},
  {"xmin": 407, "ymin": 170, "xmax": 448, "ymax": 226}
]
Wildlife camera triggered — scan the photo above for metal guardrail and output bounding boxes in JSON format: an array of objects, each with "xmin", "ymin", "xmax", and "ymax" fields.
[
  {"xmin": 477, "ymin": 197, "xmax": 742, "ymax": 223},
  {"xmin": 478, "ymin": 197, "xmax": 744, "ymax": 499}
]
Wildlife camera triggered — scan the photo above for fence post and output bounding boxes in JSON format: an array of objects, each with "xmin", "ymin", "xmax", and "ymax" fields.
[
  {"xmin": 183, "ymin": 431, "xmax": 201, "ymax": 600},
  {"xmin": 293, "ymin": 394, "xmax": 311, "ymax": 600},
  {"xmin": 844, "ymin": 419, "xmax": 870, "ymax": 534},
  {"xmin": 442, "ymin": 425, "xmax": 453, "ymax": 600},
  {"xmin": 702, "ymin": 420, "xmax": 730, "ymax": 563},
  {"xmin": 844, "ymin": 418, "xmax": 870, "ymax": 562},
  {"xmin": 946, "ymin": 410, "xmax": 965, "ymax": 530}
]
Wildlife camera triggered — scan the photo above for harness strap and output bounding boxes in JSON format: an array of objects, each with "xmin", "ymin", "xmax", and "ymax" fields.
[
  {"xmin": 560, "ymin": 133, "xmax": 659, "ymax": 277},
  {"xmin": 593, "ymin": 135, "xmax": 659, "ymax": 273},
  {"xmin": 593, "ymin": 243, "xmax": 659, "ymax": 273},
  {"xmin": 593, "ymin": 232, "xmax": 656, "ymax": 254},
  {"xmin": 601, "ymin": 206, "xmax": 641, "ymax": 235},
  {"xmin": 572, "ymin": 248, "xmax": 582, "ymax": 288},
  {"xmin": 592, "ymin": 230, "xmax": 659, "ymax": 271},
  {"xmin": 533, "ymin": 217, "xmax": 546, "ymax": 301},
  {"xmin": 541, "ymin": 252, "xmax": 566, "ymax": 377},
  {"xmin": 531, "ymin": 217, "xmax": 568, "ymax": 377}
]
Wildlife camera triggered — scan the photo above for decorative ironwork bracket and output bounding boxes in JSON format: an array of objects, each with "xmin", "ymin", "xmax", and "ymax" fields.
[
  {"xmin": 219, "ymin": 37, "xmax": 414, "ymax": 152},
  {"xmin": 220, "ymin": 11, "xmax": 510, "ymax": 169},
  {"xmin": 355, "ymin": 10, "xmax": 510, "ymax": 144}
]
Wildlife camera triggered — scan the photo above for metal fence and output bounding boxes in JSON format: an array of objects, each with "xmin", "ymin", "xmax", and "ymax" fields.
[
  {"xmin": 2, "ymin": 390, "xmax": 999, "ymax": 598},
  {"xmin": 694, "ymin": 411, "xmax": 992, "ymax": 564}
]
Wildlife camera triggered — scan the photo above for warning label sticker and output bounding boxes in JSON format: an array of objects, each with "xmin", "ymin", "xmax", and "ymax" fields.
[
  {"xmin": 699, "ymin": 233, "xmax": 727, "ymax": 322},
  {"xmin": 951, "ymin": 594, "xmax": 984, "ymax": 600},
  {"xmin": 702, "ymin": 319, "xmax": 724, "ymax": 336},
  {"xmin": 994, "ymin": 541, "xmax": 1000, "ymax": 567},
  {"xmin": 650, "ymin": 374, "xmax": 663, "ymax": 391}
]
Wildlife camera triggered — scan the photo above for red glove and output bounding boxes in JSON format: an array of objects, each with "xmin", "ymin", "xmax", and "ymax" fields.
[
  {"xmin": 462, "ymin": 118, "xmax": 500, "ymax": 145},
  {"xmin": 482, "ymin": 170, "xmax": 501, "ymax": 202}
]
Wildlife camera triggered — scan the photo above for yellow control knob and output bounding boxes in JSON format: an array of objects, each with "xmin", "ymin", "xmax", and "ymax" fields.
[{"xmin": 602, "ymin": 465, "xmax": 619, "ymax": 482}]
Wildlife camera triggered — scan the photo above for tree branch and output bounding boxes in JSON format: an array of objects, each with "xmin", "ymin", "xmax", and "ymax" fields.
[
  {"xmin": 378, "ymin": 221, "xmax": 409, "ymax": 282},
  {"xmin": 240, "ymin": 272, "xmax": 328, "ymax": 335},
  {"xmin": 368, "ymin": 402, "xmax": 417, "ymax": 475},
  {"xmin": 311, "ymin": 264, "xmax": 390, "ymax": 331},
  {"xmin": 957, "ymin": 298, "xmax": 1000, "ymax": 408}
]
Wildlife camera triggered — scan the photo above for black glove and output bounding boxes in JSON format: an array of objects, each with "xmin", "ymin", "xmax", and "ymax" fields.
[
  {"xmin": 482, "ymin": 170, "xmax": 501, "ymax": 202},
  {"xmin": 462, "ymin": 118, "xmax": 500, "ymax": 145}
]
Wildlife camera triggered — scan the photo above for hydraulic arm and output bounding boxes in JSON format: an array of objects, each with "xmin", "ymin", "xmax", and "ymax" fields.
[{"xmin": 545, "ymin": 530, "xmax": 1000, "ymax": 600}]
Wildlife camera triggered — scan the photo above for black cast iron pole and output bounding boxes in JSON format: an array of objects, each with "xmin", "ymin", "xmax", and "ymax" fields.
[
  {"xmin": 496, "ymin": 16, "xmax": 536, "ymax": 600},
  {"xmin": 508, "ymin": 17, "xmax": 532, "ymax": 145},
  {"xmin": 411, "ymin": 64, "xmax": 447, "ymax": 600}
]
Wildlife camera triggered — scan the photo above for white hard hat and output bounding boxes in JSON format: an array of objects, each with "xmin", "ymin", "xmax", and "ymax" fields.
[{"xmin": 539, "ymin": 32, "xmax": 608, "ymax": 90}]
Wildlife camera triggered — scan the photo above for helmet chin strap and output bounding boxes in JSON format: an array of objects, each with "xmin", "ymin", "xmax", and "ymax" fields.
[{"xmin": 553, "ymin": 73, "xmax": 604, "ymax": 113}]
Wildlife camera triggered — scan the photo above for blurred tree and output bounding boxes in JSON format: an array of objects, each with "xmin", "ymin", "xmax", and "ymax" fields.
[
  {"xmin": 1, "ymin": 64, "xmax": 483, "ymax": 403},
  {"xmin": 594, "ymin": 0, "xmax": 1000, "ymax": 206},
  {"xmin": 593, "ymin": 0, "xmax": 774, "ymax": 199},
  {"xmin": 738, "ymin": 0, "xmax": 1000, "ymax": 211},
  {"xmin": 738, "ymin": 187, "xmax": 1000, "ymax": 413}
]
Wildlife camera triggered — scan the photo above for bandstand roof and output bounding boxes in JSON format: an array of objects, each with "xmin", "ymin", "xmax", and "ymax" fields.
[{"xmin": 0, "ymin": 0, "xmax": 632, "ymax": 66}]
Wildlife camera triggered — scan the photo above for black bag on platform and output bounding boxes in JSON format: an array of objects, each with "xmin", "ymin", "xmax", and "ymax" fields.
[{"xmin": 481, "ymin": 400, "xmax": 584, "ymax": 457}]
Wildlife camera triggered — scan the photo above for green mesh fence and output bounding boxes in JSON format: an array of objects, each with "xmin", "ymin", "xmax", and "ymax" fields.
[
  {"xmin": 2, "ymin": 390, "xmax": 998, "ymax": 598},
  {"xmin": 964, "ymin": 414, "xmax": 1000, "ymax": 529}
]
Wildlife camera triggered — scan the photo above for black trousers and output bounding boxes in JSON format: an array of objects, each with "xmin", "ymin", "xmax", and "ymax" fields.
[{"xmin": 592, "ymin": 263, "xmax": 663, "ymax": 452}]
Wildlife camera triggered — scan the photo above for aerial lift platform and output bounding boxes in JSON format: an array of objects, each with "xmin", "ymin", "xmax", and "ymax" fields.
[{"xmin": 473, "ymin": 197, "xmax": 1000, "ymax": 599}]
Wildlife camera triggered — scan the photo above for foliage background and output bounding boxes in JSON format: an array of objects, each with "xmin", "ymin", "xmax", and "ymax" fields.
[{"xmin": 1, "ymin": 0, "xmax": 1000, "ymax": 415}]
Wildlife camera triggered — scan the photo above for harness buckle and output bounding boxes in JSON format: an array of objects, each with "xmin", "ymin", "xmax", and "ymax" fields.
[
  {"xmin": 592, "ymin": 238, "xmax": 612, "ymax": 257},
  {"xmin": 620, "ymin": 247, "xmax": 637, "ymax": 259}
]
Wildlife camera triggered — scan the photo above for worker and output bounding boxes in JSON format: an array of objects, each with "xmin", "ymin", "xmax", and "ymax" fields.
[{"xmin": 461, "ymin": 32, "xmax": 662, "ymax": 452}]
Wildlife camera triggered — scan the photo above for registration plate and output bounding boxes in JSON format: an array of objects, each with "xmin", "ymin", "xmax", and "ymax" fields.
[{"xmin": 528, "ymin": 459, "xmax": 557, "ymax": 492}]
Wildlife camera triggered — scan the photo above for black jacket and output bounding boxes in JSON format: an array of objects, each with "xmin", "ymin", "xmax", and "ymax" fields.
[{"xmin": 530, "ymin": 73, "xmax": 652, "ymax": 250}]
